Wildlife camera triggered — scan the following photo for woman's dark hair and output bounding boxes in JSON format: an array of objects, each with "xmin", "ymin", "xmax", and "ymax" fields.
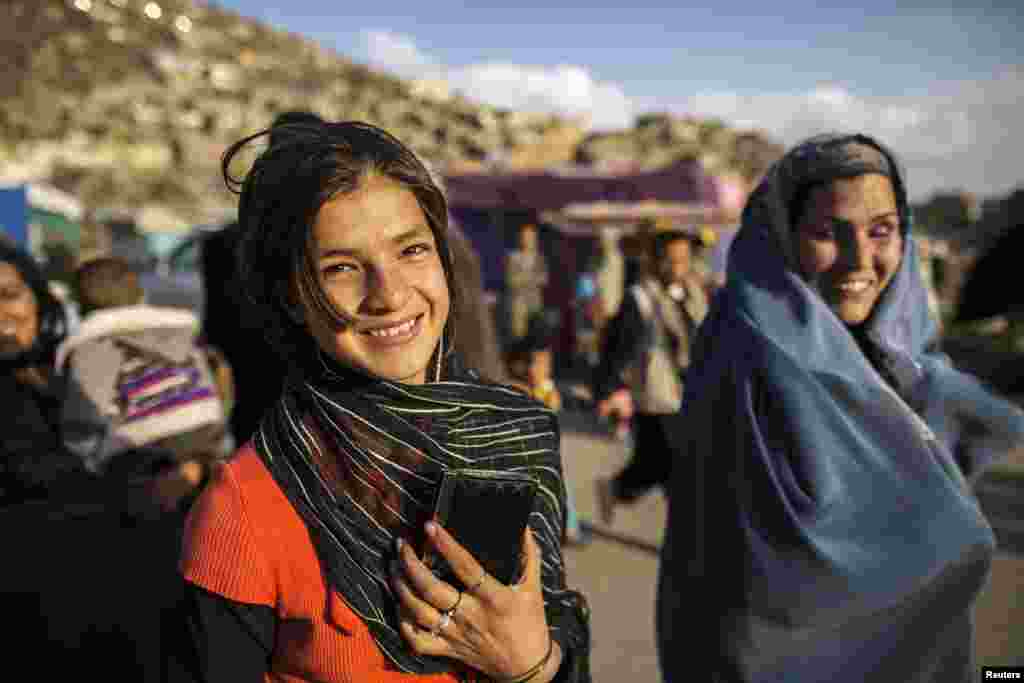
[
  {"xmin": 788, "ymin": 182, "xmax": 824, "ymax": 228},
  {"xmin": 221, "ymin": 120, "xmax": 456, "ymax": 370},
  {"xmin": 785, "ymin": 134, "xmax": 910, "ymax": 233},
  {"xmin": 0, "ymin": 241, "xmax": 68, "ymax": 363}
]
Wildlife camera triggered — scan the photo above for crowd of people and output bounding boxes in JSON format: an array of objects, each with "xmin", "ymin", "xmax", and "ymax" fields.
[{"xmin": 2, "ymin": 115, "xmax": 1023, "ymax": 683}]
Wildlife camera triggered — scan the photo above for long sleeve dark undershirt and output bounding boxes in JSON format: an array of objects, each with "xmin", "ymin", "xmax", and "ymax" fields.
[
  {"xmin": 165, "ymin": 583, "xmax": 274, "ymax": 683},
  {"xmin": 1, "ymin": 372, "xmax": 95, "ymax": 505},
  {"xmin": 169, "ymin": 582, "xmax": 582, "ymax": 682}
]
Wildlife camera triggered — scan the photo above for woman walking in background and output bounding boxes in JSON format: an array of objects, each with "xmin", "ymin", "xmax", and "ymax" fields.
[
  {"xmin": 173, "ymin": 120, "xmax": 589, "ymax": 682},
  {"xmin": 658, "ymin": 133, "xmax": 1024, "ymax": 682}
]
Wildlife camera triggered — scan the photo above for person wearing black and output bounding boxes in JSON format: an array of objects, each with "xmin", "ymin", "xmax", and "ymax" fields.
[
  {"xmin": 590, "ymin": 226, "xmax": 708, "ymax": 525},
  {"xmin": 0, "ymin": 241, "xmax": 85, "ymax": 505},
  {"xmin": 0, "ymin": 242, "xmax": 182, "ymax": 680}
]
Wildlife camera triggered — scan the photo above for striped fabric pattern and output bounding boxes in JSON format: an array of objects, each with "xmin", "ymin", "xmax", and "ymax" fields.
[{"xmin": 254, "ymin": 357, "xmax": 585, "ymax": 676}]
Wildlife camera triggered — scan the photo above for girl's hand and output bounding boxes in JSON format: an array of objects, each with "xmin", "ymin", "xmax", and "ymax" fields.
[{"xmin": 390, "ymin": 523, "xmax": 562, "ymax": 682}]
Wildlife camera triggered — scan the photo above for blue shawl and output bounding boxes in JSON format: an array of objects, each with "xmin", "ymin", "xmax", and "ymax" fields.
[{"xmin": 658, "ymin": 133, "xmax": 1024, "ymax": 682}]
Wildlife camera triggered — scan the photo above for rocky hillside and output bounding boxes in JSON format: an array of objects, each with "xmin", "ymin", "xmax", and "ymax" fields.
[
  {"xmin": 575, "ymin": 113, "xmax": 782, "ymax": 183},
  {"xmin": 1, "ymin": 0, "xmax": 782, "ymax": 225}
]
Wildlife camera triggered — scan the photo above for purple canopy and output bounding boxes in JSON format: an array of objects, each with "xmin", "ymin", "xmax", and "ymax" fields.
[{"xmin": 443, "ymin": 159, "xmax": 717, "ymax": 210}]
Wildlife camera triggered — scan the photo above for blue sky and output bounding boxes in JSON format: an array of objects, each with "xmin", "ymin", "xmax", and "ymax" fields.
[{"xmin": 210, "ymin": 0, "xmax": 1023, "ymax": 201}]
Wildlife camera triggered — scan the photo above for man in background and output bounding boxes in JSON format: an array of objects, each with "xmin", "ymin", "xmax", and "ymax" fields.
[
  {"xmin": 591, "ymin": 225, "xmax": 709, "ymax": 525},
  {"xmin": 504, "ymin": 223, "xmax": 549, "ymax": 341}
]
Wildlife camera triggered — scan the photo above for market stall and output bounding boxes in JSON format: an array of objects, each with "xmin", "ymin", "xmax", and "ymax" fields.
[{"xmin": 443, "ymin": 161, "xmax": 741, "ymax": 361}]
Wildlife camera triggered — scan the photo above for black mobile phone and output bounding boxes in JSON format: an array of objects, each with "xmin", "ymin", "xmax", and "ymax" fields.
[{"xmin": 422, "ymin": 468, "xmax": 539, "ymax": 590}]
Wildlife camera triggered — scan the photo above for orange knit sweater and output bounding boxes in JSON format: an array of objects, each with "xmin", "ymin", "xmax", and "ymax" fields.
[{"xmin": 180, "ymin": 445, "xmax": 460, "ymax": 683}]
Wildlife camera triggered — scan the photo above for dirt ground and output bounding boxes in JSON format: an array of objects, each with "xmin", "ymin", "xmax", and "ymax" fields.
[
  {"xmin": 561, "ymin": 423, "xmax": 665, "ymax": 682},
  {"xmin": 975, "ymin": 443, "xmax": 1024, "ymax": 667}
]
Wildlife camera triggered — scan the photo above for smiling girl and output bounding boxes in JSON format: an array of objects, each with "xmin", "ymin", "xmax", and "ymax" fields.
[{"xmin": 173, "ymin": 121, "xmax": 589, "ymax": 682}]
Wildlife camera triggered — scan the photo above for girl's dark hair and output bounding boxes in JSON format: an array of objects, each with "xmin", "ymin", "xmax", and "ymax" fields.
[
  {"xmin": 221, "ymin": 120, "xmax": 456, "ymax": 370},
  {"xmin": 0, "ymin": 241, "xmax": 68, "ymax": 362}
]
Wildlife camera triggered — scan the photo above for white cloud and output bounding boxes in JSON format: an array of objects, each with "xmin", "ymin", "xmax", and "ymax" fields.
[
  {"xmin": 358, "ymin": 30, "xmax": 1022, "ymax": 200},
  {"xmin": 361, "ymin": 29, "xmax": 442, "ymax": 81},
  {"xmin": 358, "ymin": 30, "xmax": 634, "ymax": 130},
  {"xmin": 681, "ymin": 68, "xmax": 1024, "ymax": 202},
  {"xmin": 447, "ymin": 62, "xmax": 634, "ymax": 130}
]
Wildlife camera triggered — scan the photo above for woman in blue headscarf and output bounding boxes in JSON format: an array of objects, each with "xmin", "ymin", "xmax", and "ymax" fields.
[{"xmin": 657, "ymin": 133, "xmax": 1024, "ymax": 682}]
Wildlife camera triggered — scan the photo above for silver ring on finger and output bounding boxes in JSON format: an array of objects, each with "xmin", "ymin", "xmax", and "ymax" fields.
[{"xmin": 431, "ymin": 609, "xmax": 452, "ymax": 637}]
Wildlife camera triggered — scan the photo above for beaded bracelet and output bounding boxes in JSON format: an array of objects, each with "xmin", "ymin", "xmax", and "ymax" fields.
[{"xmin": 495, "ymin": 637, "xmax": 555, "ymax": 683}]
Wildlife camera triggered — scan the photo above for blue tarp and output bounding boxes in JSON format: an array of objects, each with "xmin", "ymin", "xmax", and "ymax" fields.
[{"xmin": 0, "ymin": 186, "xmax": 28, "ymax": 247}]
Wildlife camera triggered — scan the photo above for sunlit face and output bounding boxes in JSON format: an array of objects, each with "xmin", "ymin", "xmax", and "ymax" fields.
[
  {"xmin": 519, "ymin": 225, "xmax": 538, "ymax": 253},
  {"xmin": 794, "ymin": 173, "xmax": 903, "ymax": 325},
  {"xmin": 296, "ymin": 173, "xmax": 450, "ymax": 384},
  {"xmin": 658, "ymin": 237, "xmax": 692, "ymax": 286},
  {"xmin": 0, "ymin": 262, "xmax": 40, "ymax": 360}
]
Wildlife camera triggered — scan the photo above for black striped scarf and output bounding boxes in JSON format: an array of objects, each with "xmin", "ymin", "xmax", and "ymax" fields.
[{"xmin": 254, "ymin": 355, "xmax": 586, "ymax": 675}]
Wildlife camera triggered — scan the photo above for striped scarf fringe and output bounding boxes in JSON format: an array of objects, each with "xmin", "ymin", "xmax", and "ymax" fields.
[{"xmin": 255, "ymin": 360, "xmax": 582, "ymax": 675}]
